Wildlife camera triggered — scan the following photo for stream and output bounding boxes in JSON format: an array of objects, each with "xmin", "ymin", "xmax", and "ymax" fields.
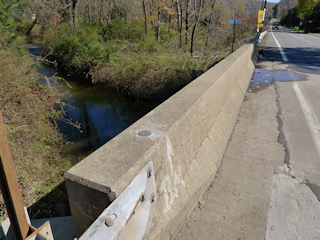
[{"xmin": 26, "ymin": 44, "xmax": 158, "ymax": 165}]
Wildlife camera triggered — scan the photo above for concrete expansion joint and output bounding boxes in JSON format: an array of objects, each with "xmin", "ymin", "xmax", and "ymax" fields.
[
  {"xmin": 280, "ymin": 164, "xmax": 302, "ymax": 182},
  {"xmin": 285, "ymin": 166, "xmax": 320, "ymax": 202},
  {"xmin": 278, "ymin": 165, "xmax": 320, "ymax": 202},
  {"xmin": 305, "ymin": 181, "xmax": 320, "ymax": 202}
]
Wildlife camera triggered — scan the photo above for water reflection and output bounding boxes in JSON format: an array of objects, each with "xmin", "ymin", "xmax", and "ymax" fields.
[
  {"xmin": 248, "ymin": 68, "xmax": 307, "ymax": 92},
  {"xmin": 26, "ymin": 44, "xmax": 158, "ymax": 164}
]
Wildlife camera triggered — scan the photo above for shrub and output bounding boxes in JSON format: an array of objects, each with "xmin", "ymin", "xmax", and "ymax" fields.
[
  {"xmin": 159, "ymin": 26, "xmax": 176, "ymax": 42},
  {"xmin": 43, "ymin": 22, "xmax": 118, "ymax": 74},
  {"xmin": 0, "ymin": 0, "xmax": 23, "ymax": 50},
  {"xmin": 109, "ymin": 18, "xmax": 145, "ymax": 42},
  {"xmin": 0, "ymin": 49, "xmax": 70, "ymax": 211},
  {"xmin": 92, "ymin": 52, "xmax": 207, "ymax": 100}
]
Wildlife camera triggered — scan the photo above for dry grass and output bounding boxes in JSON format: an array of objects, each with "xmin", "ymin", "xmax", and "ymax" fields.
[{"xmin": 0, "ymin": 49, "xmax": 70, "ymax": 219}]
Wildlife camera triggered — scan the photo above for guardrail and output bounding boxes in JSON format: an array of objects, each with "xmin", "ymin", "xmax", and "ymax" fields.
[{"xmin": 65, "ymin": 41, "xmax": 258, "ymax": 239}]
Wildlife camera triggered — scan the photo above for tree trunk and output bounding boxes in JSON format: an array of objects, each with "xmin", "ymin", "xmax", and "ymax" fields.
[
  {"xmin": 157, "ymin": 1, "xmax": 161, "ymax": 42},
  {"xmin": 69, "ymin": 0, "xmax": 78, "ymax": 33},
  {"xmin": 142, "ymin": 0, "xmax": 148, "ymax": 35},
  {"xmin": 190, "ymin": 0, "xmax": 203, "ymax": 55},
  {"xmin": 185, "ymin": 0, "xmax": 190, "ymax": 46},
  {"xmin": 89, "ymin": 0, "xmax": 92, "ymax": 22},
  {"xmin": 72, "ymin": 0, "xmax": 78, "ymax": 32},
  {"xmin": 69, "ymin": 1, "xmax": 74, "ymax": 33},
  {"xmin": 149, "ymin": 0, "xmax": 155, "ymax": 29},
  {"xmin": 169, "ymin": 1, "xmax": 173, "ymax": 24},
  {"xmin": 26, "ymin": 13, "xmax": 38, "ymax": 36},
  {"xmin": 176, "ymin": 0, "xmax": 183, "ymax": 48},
  {"xmin": 98, "ymin": 0, "xmax": 109, "ymax": 43},
  {"xmin": 124, "ymin": 10, "xmax": 128, "ymax": 24},
  {"xmin": 205, "ymin": 0, "xmax": 217, "ymax": 48},
  {"xmin": 108, "ymin": 0, "xmax": 112, "ymax": 25},
  {"xmin": 190, "ymin": 0, "xmax": 197, "ymax": 55},
  {"xmin": 99, "ymin": 19, "xmax": 109, "ymax": 43},
  {"xmin": 190, "ymin": 21, "xmax": 197, "ymax": 55}
]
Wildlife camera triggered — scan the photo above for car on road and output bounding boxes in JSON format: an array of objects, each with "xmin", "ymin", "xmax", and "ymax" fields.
[{"xmin": 272, "ymin": 22, "xmax": 280, "ymax": 30}]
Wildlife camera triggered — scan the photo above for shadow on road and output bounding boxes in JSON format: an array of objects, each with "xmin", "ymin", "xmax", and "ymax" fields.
[{"xmin": 262, "ymin": 46, "xmax": 320, "ymax": 74}]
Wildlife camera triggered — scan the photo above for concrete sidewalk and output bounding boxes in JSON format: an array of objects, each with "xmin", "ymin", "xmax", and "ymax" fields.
[{"xmin": 175, "ymin": 59, "xmax": 320, "ymax": 239}]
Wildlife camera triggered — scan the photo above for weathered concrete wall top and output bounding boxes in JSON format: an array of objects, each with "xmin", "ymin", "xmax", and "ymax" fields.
[{"xmin": 65, "ymin": 42, "xmax": 257, "ymax": 239}]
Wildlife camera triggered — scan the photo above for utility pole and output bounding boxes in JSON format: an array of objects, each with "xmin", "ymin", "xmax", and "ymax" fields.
[
  {"xmin": 257, "ymin": 0, "xmax": 267, "ymax": 32},
  {"xmin": 262, "ymin": 0, "xmax": 267, "ymax": 28},
  {"xmin": 232, "ymin": 20, "xmax": 236, "ymax": 52}
]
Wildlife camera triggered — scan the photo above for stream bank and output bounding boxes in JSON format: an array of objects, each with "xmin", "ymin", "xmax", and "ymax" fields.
[
  {"xmin": 22, "ymin": 44, "xmax": 161, "ymax": 219},
  {"xmin": 28, "ymin": 44, "xmax": 160, "ymax": 163}
]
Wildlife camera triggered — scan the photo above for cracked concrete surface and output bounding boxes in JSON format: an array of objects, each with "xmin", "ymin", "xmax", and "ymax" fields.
[
  {"xmin": 176, "ymin": 55, "xmax": 320, "ymax": 239},
  {"xmin": 306, "ymin": 182, "xmax": 320, "ymax": 202},
  {"xmin": 266, "ymin": 173, "xmax": 320, "ymax": 239},
  {"xmin": 275, "ymin": 83, "xmax": 291, "ymax": 166},
  {"xmin": 266, "ymin": 67, "xmax": 320, "ymax": 239}
]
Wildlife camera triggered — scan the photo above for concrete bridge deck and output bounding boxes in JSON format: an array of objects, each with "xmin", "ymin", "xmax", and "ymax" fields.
[
  {"xmin": 176, "ymin": 30, "xmax": 320, "ymax": 239},
  {"xmin": 65, "ymin": 28, "xmax": 320, "ymax": 239},
  {"xmin": 176, "ymin": 78, "xmax": 282, "ymax": 239}
]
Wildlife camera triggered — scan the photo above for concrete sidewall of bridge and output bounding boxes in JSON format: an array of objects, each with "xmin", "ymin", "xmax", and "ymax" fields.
[{"xmin": 65, "ymin": 42, "xmax": 258, "ymax": 239}]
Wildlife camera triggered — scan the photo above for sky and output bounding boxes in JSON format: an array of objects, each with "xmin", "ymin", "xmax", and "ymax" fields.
[{"xmin": 267, "ymin": 0, "xmax": 280, "ymax": 3}]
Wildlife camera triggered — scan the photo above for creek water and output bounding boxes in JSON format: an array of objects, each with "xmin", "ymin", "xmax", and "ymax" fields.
[{"xmin": 26, "ymin": 44, "xmax": 158, "ymax": 164}]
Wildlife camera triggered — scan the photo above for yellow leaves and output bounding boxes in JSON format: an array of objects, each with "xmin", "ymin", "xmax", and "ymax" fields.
[
  {"xmin": 134, "ymin": 16, "xmax": 145, "ymax": 22},
  {"xmin": 139, "ymin": 0, "xmax": 177, "ymax": 24},
  {"xmin": 163, "ymin": 6, "xmax": 175, "ymax": 15},
  {"xmin": 147, "ymin": 16, "xmax": 156, "ymax": 21},
  {"xmin": 146, "ymin": 0, "xmax": 176, "ymax": 17}
]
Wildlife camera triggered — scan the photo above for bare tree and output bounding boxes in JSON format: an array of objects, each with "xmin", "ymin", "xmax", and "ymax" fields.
[
  {"xmin": 190, "ymin": 0, "xmax": 203, "ymax": 55},
  {"xmin": 142, "ymin": 0, "xmax": 148, "ymax": 35},
  {"xmin": 184, "ymin": 0, "xmax": 190, "ymax": 45},
  {"xmin": 205, "ymin": 0, "xmax": 217, "ymax": 48},
  {"xmin": 175, "ymin": 0, "xmax": 183, "ymax": 48},
  {"xmin": 97, "ymin": 0, "xmax": 110, "ymax": 43},
  {"xmin": 68, "ymin": 0, "xmax": 78, "ymax": 33},
  {"xmin": 157, "ymin": 0, "xmax": 161, "ymax": 42}
]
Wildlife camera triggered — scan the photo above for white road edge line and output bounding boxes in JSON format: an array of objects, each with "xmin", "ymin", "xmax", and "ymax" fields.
[
  {"xmin": 271, "ymin": 31, "xmax": 289, "ymax": 63},
  {"xmin": 293, "ymin": 83, "xmax": 320, "ymax": 155},
  {"xmin": 272, "ymin": 31, "xmax": 320, "ymax": 155}
]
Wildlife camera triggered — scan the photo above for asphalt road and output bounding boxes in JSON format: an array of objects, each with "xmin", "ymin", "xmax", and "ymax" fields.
[
  {"xmin": 266, "ymin": 27, "xmax": 320, "ymax": 188},
  {"xmin": 176, "ymin": 27, "xmax": 320, "ymax": 239},
  {"xmin": 266, "ymin": 27, "xmax": 320, "ymax": 74},
  {"xmin": 262, "ymin": 26, "xmax": 320, "ymax": 239}
]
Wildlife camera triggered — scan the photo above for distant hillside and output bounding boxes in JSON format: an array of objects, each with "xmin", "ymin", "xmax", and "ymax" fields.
[
  {"xmin": 244, "ymin": 0, "xmax": 278, "ymax": 21},
  {"xmin": 272, "ymin": 0, "xmax": 298, "ymax": 19},
  {"xmin": 239, "ymin": 0, "xmax": 277, "ymax": 14},
  {"xmin": 245, "ymin": 0, "xmax": 265, "ymax": 12}
]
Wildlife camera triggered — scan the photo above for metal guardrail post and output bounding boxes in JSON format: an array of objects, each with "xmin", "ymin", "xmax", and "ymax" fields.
[
  {"xmin": 0, "ymin": 111, "xmax": 30, "ymax": 239},
  {"xmin": 0, "ymin": 111, "xmax": 54, "ymax": 240}
]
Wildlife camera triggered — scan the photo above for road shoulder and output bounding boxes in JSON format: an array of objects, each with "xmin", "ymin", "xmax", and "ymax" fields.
[{"xmin": 176, "ymin": 68, "xmax": 284, "ymax": 239}]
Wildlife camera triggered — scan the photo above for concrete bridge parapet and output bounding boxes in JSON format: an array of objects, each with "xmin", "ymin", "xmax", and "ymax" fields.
[{"xmin": 65, "ymin": 42, "xmax": 258, "ymax": 239}]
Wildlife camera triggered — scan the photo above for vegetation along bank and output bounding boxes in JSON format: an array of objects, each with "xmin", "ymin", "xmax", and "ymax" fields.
[
  {"xmin": 27, "ymin": 0, "xmax": 261, "ymax": 100},
  {"xmin": 0, "ymin": 0, "xmax": 71, "ymax": 220}
]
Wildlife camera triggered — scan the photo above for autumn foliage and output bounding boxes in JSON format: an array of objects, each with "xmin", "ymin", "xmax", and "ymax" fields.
[{"xmin": 28, "ymin": 0, "xmax": 257, "ymax": 100}]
